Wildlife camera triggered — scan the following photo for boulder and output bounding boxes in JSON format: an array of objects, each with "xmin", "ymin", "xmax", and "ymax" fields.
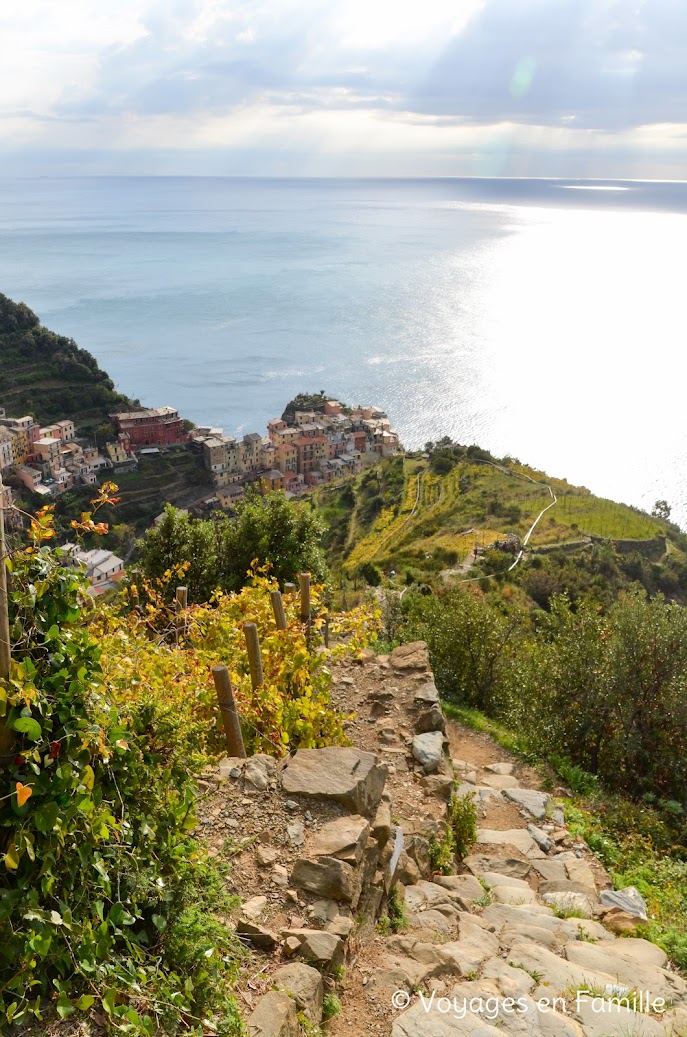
[
  {"xmin": 504, "ymin": 788, "xmax": 549, "ymax": 821},
  {"xmin": 419, "ymin": 774, "xmax": 454, "ymax": 801},
  {"xmin": 599, "ymin": 886, "xmax": 648, "ymax": 922},
  {"xmin": 411, "ymin": 731, "xmax": 446, "ymax": 773},
  {"xmin": 282, "ymin": 928, "xmax": 344, "ymax": 967},
  {"xmin": 247, "ymin": 990, "xmax": 299, "ymax": 1037},
  {"xmin": 242, "ymin": 895, "xmax": 268, "ymax": 921},
  {"xmin": 527, "ymin": 824, "xmax": 554, "ymax": 853},
  {"xmin": 291, "ymin": 857, "xmax": 358, "ymax": 903},
  {"xmin": 273, "ymin": 962, "xmax": 324, "ymax": 1025},
  {"xmin": 414, "ymin": 706, "xmax": 447, "ymax": 735},
  {"xmin": 244, "ymin": 754, "xmax": 278, "ymax": 792},
  {"xmin": 413, "ymin": 682, "xmax": 440, "ymax": 705},
  {"xmin": 389, "ymin": 641, "xmax": 430, "ymax": 671},
  {"xmin": 281, "ymin": 747, "xmax": 387, "ymax": 815},
  {"xmin": 308, "ymin": 815, "xmax": 370, "ymax": 864},
  {"xmin": 601, "ymin": 907, "xmax": 642, "ymax": 934},
  {"xmin": 372, "ymin": 798, "xmax": 392, "ymax": 848},
  {"xmin": 482, "ymin": 957, "xmax": 537, "ymax": 995}
]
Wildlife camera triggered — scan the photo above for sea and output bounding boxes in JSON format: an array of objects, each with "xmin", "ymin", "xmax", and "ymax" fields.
[{"xmin": 0, "ymin": 176, "xmax": 685, "ymax": 528}]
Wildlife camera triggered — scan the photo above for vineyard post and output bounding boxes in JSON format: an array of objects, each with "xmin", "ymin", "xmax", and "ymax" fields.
[
  {"xmin": 270, "ymin": 589, "xmax": 287, "ymax": 631},
  {"xmin": 175, "ymin": 585, "xmax": 188, "ymax": 645},
  {"xmin": 299, "ymin": 572, "xmax": 311, "ymax": 642},
  {"xmin": 283, "ymin": 582, "xmax": 296, "ymax": 594},
  {"xmin": 243, "ymin": 622, "xmax": 264, "ymax": 689},
  {"xmin": 212, "ymin": 665, "xmax": 246, "ymax": 758},
  {"xmin": 0, "ymin": 475, "xmax": 12, "ymax": 763},
  {"xmin": 323, "ymin": 613, "xmax": 330, "ymax": 648}
]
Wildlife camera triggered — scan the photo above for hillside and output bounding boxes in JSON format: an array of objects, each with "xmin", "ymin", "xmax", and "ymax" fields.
[
  {"xmin": 0, "ymin": 292, "xmax": 135, "ymax": 434},
  {"xmin": 314, "ymin": 445, "xmax": 687, "ymax": 605}
]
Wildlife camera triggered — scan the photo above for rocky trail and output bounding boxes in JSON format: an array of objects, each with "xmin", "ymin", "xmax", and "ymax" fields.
[{"xmin": 198, "ymin": 643, "xmax": 687, "ymax": 1037}]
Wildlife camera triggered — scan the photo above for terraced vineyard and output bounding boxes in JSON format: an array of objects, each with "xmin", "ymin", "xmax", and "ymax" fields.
[{"xmin": 321, "ymin": 453, "xmax": 667, "ymax": 583}]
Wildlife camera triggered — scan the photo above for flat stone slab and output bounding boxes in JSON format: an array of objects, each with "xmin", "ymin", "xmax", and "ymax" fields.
[
  {"xmin": 508, "ymin": 940, "xmax": 618, "ymax": 997},
  {"xmin": 307, "ymin": 815, "xmax": 370, "ymax": 864},
  {"xmin": 477, "ymin": 828, "xmax": 545, "ymax": 859},
  {"xmin": 504, "ymin": 788, "xmax": 549, "ymax": 820},
  {"xmin": 491, "ymin": 884, "xmax": 540, "ymax": 907},
  {"xmin": 566, "ymin": 941, "xmax": 687, "ymax": 1004},
  {"xmin": 574, "ymin": 995, "xmax": 668, "ymax": 1037},
  {"xmin": 485, "ymin": 762, "xmax": 514, "ymax": 775},
  {"xmin": 433, "ymin": 874, "xmax": 485, "ymax": 902},
  {"xmin": 479, "ymin": 871, "xmax": 530, "ymax": 889},
  {"xmin": 481, "ymin": 773, "xmax": 521, "ymax": 790},
  {"xmin": 542, "ymin": 891, "xmax": 595, "ymax": 918},
  {"xmin": 281, "ymin": 747, "xmax": 386, "ymax": 815},
  {"xmin": 464, "ymin": 854, "xmax": 531, "ymax": 880}
]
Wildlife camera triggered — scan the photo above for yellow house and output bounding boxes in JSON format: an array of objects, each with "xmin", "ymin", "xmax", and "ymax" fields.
[{"xmin": 260, "ymin": 470, "xmax": 284, "ymax": 493}]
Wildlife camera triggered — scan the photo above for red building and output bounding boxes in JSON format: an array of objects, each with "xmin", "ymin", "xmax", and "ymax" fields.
[{"xmin": 110, "ymin": 407, "xmax": 189, "ymax": 448}]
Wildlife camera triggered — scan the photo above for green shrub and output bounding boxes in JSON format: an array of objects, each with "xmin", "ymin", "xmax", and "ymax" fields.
[{"xmin": 448, "ymin": 790, "xmax": 478, "ymax": 860}]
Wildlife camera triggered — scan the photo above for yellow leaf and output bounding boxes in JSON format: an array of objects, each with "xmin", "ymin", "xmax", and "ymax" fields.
[
  {"xmin": 82, "ymin": 766, "xmax": 94, "ymax": 791},
  {"xmin": 16, "ymin": 782, "xmax": 32, "ymax": 807},
  {"xmin": 4, "ymin": 841, "xmax": 19, "ymax": 870}
]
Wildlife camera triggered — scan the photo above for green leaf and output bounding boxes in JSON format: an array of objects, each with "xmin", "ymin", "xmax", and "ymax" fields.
[
  {"xmin": 12, "ymin": 716, "xmax": 42, "ymax": 741},
  {"xmin": 76, "ymin": 995, "xmax": 95, "ymax": 1011},
  {"xmin": 102, "ymin": 989, "xmax": 117, "ymax": 1016},
  {"xmin": 34, "ymin": 802, "xmax": 60, "ymax": 834},
  {"xmin": 56, "ymin": 992, "xmax": 74, "ymax": 1019}
]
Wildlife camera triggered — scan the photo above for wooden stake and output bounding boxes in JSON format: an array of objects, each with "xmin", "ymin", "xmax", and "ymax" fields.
[
  {"xmin": 175, "ymin": 585, "xmax": 188, "ymax": 644},
  {"xmin": 270, "ymin": 589, "xmax": 287, "ymax": 631},
  {"xmin": 212, "ymin": 665, "xmax": 246, "ymax": 758},
  {"xmin": 323, "ymin": 612, "xmax": 330, "ymax": 648},
  {"xmin": 299, "ymin": 572, "xmax": 311, "ymax": 625},
  {"xmin": 0, "ymin": 476, "xmax": 13, "ymax": 764},
  {"xmin": 243, "ymin": 622, "xmax": 264, "ymax": 689},
  {"xmin": 283, "ymin": 582, "xmax": 296, "ymax": 594}
]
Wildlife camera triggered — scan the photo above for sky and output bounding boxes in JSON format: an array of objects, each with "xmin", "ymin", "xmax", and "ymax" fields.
[{"xmin": 1, "ymin": 0, "xmax": 686, "ymax": 177}]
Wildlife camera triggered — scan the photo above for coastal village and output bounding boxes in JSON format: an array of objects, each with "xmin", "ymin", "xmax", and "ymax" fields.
[{"xmin": 0, "ymin": 397, "xmax": 400, "ymax": 591}]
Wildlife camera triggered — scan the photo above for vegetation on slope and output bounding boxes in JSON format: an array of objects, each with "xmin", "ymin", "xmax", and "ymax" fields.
[
  {"xmin": 0, "ymin": 498, "xmax": 377, "ymax": 1033},
  {"xmin": 0, "ymin": 293, "xmax": 135, "ymax": 434},
  {"xmin": 315, "ymin": 441, "xmax": 687, "ymax": 608}
]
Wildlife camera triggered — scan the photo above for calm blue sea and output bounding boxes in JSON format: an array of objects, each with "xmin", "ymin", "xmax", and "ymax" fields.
[{"xmin": 0, "ymin": 176, "xmax": 685, "ymax": 526}]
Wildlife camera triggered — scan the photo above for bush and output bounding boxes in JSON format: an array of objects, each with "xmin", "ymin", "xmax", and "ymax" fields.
[{"xmin": 0, "ymin": 522, "xmax": 244, "ymax": 1033}]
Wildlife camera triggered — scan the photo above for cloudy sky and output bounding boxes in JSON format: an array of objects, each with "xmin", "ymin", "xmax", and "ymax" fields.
[{"xmin": 1, "ymin": 0, "xmax": 686, "ymax": 177}]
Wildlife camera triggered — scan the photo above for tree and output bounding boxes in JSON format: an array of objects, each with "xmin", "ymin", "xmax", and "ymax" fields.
[
  {"xmin": 138, "ymin": 493, "xmax": 327, "ymax": 603},
  {"xmin": 407, "ymin": 589, "xmax": 525, "ymax": 712},
  {"xmin": 652, "ymin": 499, "xmax": 672, "ymax": 520}
]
